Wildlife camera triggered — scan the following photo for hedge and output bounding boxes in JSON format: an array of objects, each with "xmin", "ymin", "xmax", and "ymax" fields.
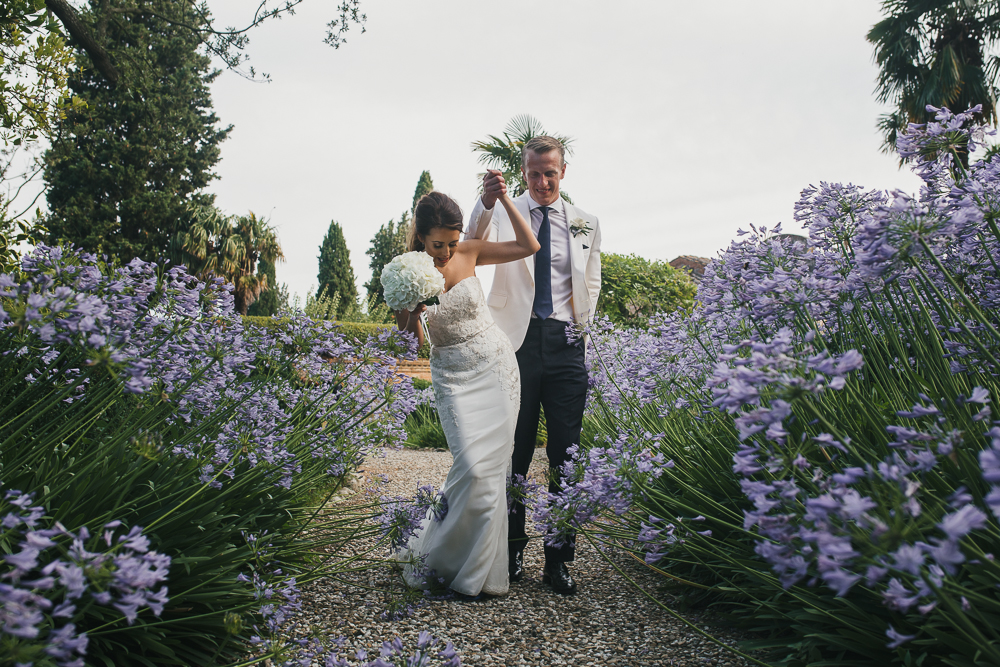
[{"xmin": 243, "ymin": 316, "xmax": 430, "ymax": 358}]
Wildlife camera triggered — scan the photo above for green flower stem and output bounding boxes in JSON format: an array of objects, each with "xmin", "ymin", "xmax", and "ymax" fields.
[
  {"xmin": 917, "ymin": 238, "xmax": 1000, "ymax": 349},
  {"xmin": 141, "ymin": 450, "xmax": 240, "ymax": 534}
]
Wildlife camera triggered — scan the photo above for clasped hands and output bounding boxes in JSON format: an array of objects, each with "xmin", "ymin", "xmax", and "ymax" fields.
[{"xmin": 481, "ymin": 169, "xmax": 508, "ymax": 210}]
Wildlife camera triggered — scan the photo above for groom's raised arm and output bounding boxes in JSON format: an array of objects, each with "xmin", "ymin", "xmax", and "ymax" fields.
[
  {"xmin": 466, "ymin": 196, "xmax": 498, "ymax": 241},
  {"xmin": 465, "ymin": 169, "xmax": 506, "ymax": 241}
]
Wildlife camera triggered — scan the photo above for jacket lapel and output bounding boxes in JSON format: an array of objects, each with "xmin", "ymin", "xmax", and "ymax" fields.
[
  {"xmin": 515, "ymin": 194, "xmax": 535, "ymax": 283},
  {"xmin": 565, "ymin": 202, "xmax": 586, "ymax": 317}
]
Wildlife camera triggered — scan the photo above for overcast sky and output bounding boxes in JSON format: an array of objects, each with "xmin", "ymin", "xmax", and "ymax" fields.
[{"xmin": 205, "ymin": 0, "xmax": 924, "ymax": 304}]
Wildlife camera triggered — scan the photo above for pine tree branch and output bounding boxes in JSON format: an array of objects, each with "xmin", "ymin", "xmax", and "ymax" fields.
[{"xmin": 44, "ymin": 0, "xmax": 120, "ymax": 86}]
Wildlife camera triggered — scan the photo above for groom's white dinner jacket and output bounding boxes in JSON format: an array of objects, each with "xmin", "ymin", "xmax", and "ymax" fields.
[{"xmin": 465, "ymin": 193, "xmax": 601, "ymax": 352}]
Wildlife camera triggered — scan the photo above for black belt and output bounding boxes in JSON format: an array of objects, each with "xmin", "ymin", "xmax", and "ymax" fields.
[{"xmin": 528, "ymin": 317, "xmax": 571, "ymax": 328}]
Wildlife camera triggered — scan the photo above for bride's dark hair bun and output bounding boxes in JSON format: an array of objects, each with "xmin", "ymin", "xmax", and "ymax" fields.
[{"xmin": 408, "ymin": 192, "xmax": 464, "ymax": 252}]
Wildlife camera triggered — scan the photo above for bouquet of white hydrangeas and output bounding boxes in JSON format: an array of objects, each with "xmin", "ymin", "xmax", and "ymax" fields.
[{"xmin": 380, "ymin": 251, "xmax": 446, "ymax": 312}]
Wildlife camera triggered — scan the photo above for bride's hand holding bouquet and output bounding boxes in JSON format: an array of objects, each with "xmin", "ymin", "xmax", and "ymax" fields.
[{"xmin": 381, "ymin": 250, "xmax": 444, "ymax": 345}]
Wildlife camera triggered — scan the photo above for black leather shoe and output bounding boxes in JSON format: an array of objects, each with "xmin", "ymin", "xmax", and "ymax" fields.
[
  {"xmin": 542, "ymin": 562, "xmax": 577, "ymax": 595},
  {"xmin": 509, "ymin": 550, "xmax": 524, "ymax": 583}
]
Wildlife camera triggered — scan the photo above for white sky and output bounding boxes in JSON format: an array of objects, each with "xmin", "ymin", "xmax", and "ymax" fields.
[{"xmin": 203, "ymin": 0, "xmax": 922, "ymax": 304}]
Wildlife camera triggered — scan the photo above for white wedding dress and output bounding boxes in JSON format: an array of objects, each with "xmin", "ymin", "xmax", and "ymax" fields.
[{"xmin": 403, "ymin": 276, "xmax": 520, "ymax": 596}]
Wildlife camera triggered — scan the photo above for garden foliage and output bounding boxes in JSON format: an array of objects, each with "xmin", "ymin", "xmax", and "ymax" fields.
[
  {"xmin": 246, "ymin": 257, "xmax": 281, "ymax": 317},
  {"xmin": 541, "ymin": 106, "xmax": 1000, "ymax": 666},
  {"xmin": 596, "ymin": 252, "xmax": 697, "ymax": 328},
  {"xmin": 0, "ymin": 246, "xmax": 419, "ymax": 665},
  {"xmin": 0, "ymin": 0, "xmax": 76, "ymax": 147},
  {"xmin": 243, "ymin": 316, "xmax": 428, "ymax": 359},
  {"xmin": 403, "ymin": 381, "xmax": 447, "ymax": 450}
]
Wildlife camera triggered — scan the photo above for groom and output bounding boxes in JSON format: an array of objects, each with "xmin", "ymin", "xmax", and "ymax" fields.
[{"xmin": 466, "ymin": 135, "xmax": 601, "ymax": 595}]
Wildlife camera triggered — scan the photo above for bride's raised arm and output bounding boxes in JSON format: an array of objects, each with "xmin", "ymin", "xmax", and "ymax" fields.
[{"xmin": 468, "ymin": 194, "xmax": 540, "ymax": 266}]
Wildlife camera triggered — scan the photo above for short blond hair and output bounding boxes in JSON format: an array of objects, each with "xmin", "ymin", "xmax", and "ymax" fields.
[{"xmin": 522, "ymin": 136, "xmax": 565, "ymax": 167}]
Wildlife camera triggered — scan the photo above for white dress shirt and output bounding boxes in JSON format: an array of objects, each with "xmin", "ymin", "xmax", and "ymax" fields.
[
  {"xmin": 471, "ymin": 195, "xmax": 575, "ymax": 323},
  {"xmin": 526, "ymin": 196, "xmax": 574, "ymax": 322}
]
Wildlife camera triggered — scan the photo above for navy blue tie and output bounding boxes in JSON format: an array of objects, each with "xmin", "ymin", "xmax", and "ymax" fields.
[{"xmin": 533, "ymin": 206, "xmax": 553, "ymax": 320}]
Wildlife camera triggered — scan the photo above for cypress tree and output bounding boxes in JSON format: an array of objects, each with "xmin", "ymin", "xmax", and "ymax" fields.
[
  {"xmin": 43, "ymin": 0, "xmax": 231, "ymax": 264},
  {"xmin": 364, "ymin": 215, "xmax": 408, "ymax": 308},
  {"xmin": 411, "ymin": 170, "xmax": 434, "ymax": 211},
  {"xmin": 316, "ymin": 220, "xmax": 357, "ymax": 319},
  {"xmin": 364, "ymin": 173, "xmax": 435, "ymax": 309}
]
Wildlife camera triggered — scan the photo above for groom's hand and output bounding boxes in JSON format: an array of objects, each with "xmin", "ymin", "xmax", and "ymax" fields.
[{"xmin": 481, "ymin": 170, "xmax": 507, "ymax": 210}]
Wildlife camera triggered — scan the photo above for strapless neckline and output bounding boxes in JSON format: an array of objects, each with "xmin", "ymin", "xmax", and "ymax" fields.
[
  {"xmin": 443, "ymin": 275, "xmax": 478, "ymax": 295},
  {"xmin": 425, "ymin": 276, "xmax": 490, "ymax": 349}
]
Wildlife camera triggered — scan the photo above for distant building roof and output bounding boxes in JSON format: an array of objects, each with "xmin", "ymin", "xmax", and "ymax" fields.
[
  {"xmin": 775, "ymin": 233, "xmax": 808, "ymax": 246},
  {"xmin": 669, "ymin": 255, "xmax": 712, "ymax": 278}
]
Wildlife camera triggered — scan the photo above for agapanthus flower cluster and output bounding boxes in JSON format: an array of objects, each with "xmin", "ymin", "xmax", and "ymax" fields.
[
  {"xmin": 709, "ymin": 327, "xmax": 863, "ymax": 442},
  {"xmin": 979, "ymin": 428, "xmax": 1000, "ymax": 519},
  {"xmin": 317, "ymin": 631, "xmax": 460, "ymax": 667},
  {"xmin": 552, "ymin": 106, "xmax": 1000, "ymax": 658},
  {"xmin": 506, "ymin": 474, "xmax": 542, "ymax": 515},
  {"xmin": 353, "ymin": 631, "xmax": 461, "ymax": 667},
  {"xmin": 533, "ymin": 430, "xmax": 673, "ymax": 549},
  {"xmin": 583, "ymin": 312, "xmax": 715, "ymax": 417},
  {"xmin": 243, "ymin": 564, "xmax": 459, "ymax": 667},
  {"xmin": 412, "ymin": 385, "xmax": 436, "ymax": 410},
  {"xmin": 1, "ymin": 246, "xmax": 419, "ymax": 493},
  {"xmin": 710, "ymin": 328, "xmax": 999, "ymax": 639},
  {"xmin": 376, "ymin": 485, "xmax": 448, "ymax": 552},
  {"xmin": 735, "ymin": 394, "xmax": 998, "ymax": 640},
  {"xmin": 413, "ymin": 485, "xmax": 449, "ymax": 523},
  {"xmin": 896, "ymin": 104, "xmax": 996, "ymax": 185},
  {"xmin": 1, "ymin": 488, "xmax": 170, "ymax": 666},
  {"xmin": 700, "ymin": 223, "xmax": 839, "ymax": 332},
  {"xmin": 245, "ymin": 570, "xmax": 305, "ymax": 660}
]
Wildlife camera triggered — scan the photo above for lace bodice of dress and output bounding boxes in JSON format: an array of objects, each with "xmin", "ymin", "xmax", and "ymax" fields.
[{"xmin": 425, "ymin": 276, "xmax": 492, "ymax": 348}]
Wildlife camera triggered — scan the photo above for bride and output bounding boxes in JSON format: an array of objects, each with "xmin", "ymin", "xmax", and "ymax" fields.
[{"xmin": 395, "ymin": 186, "xmax": 539, "ymax": 598}]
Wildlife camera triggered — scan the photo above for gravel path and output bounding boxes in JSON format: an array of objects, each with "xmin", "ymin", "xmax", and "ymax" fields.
[{"xmin": 294, "ymin": 447, "xmax": 757, "ymax": 666}]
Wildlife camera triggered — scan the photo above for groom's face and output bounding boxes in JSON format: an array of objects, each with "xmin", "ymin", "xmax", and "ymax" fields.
[{"xmin": 522, "ymin": 149, "xmax": 566, "ymax": 207}]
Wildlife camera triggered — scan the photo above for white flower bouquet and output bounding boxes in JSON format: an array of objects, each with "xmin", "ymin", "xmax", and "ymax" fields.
[{"xmin": 380, "ymin": 251, "xmax": 446, "ymax": 312}]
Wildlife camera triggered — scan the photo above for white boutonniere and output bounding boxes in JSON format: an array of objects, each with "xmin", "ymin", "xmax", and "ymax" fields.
[{"xmin": 569, "ymin": 217, "xmax": 592, "ymax": 238}]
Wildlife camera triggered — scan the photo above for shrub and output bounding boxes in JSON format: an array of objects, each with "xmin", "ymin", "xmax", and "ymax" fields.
[
  {"xmin": 596, "ymin": 252, "xmax": 697, "ymax": 328},
  {"xmin": 243, "ymin": 316, "xmax": 430, "ymax": 358},
  {"xmin": 403, "ymin": 386, "xmax": 447, "ymax": 450},
  {"xmin": 406, "ymin": 419, "xmax": 449, "ymax": 450}
]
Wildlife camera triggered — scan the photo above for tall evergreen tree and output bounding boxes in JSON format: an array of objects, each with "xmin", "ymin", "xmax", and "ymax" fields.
[
  {"xmin": 247, "ymin": 257, "xmax": 279, "ymax": 317},
  {"xmin": 411, "ymin": 170, "xmax": 434, "ymax": 211},
  {"xmin": 316, "ymin": 220, "xmax": 357, "ymax": 319},
  {"xmin": 43, "ymin": 0, "xmax": 231, "ymax": 263},
  {"xmin": 364, "ymin": 214, "xmax": 408, "ymax": 308},
  {"xmin": 364, "ymin": 172, "xmax": 437, "ymax": 310}
]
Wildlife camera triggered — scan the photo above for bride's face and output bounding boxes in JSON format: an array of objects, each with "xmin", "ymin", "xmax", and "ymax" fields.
[{"xmin": 420, "ymin": 228, "xmax": 461, "ymax": 269}]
